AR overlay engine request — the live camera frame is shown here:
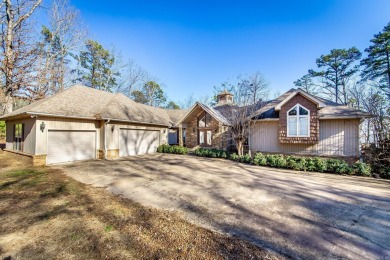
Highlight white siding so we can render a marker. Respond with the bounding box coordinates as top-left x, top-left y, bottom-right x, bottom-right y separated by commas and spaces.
6, 118, 36, 154
250, 119, 360, 157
